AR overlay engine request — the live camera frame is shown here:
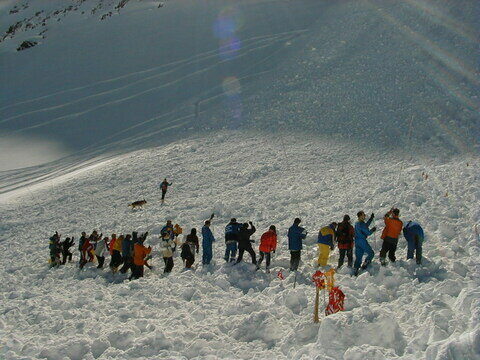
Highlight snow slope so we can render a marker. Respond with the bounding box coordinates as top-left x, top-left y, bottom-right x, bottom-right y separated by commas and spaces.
0, 0, 478, 175
1, 132, 479, 359
0, 0, 479, 359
